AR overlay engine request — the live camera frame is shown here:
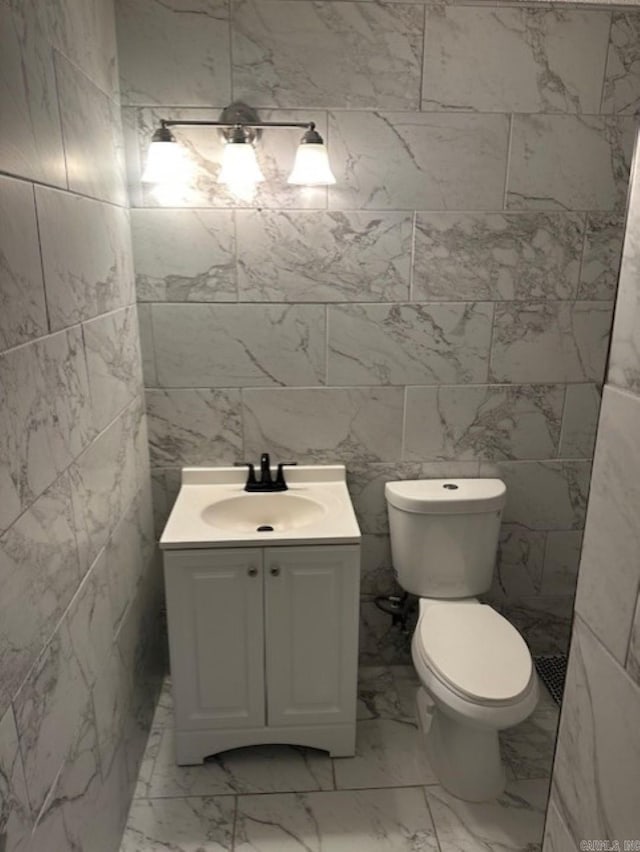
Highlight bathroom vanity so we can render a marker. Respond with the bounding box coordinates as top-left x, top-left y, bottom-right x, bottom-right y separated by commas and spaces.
160, 464, 361, 764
